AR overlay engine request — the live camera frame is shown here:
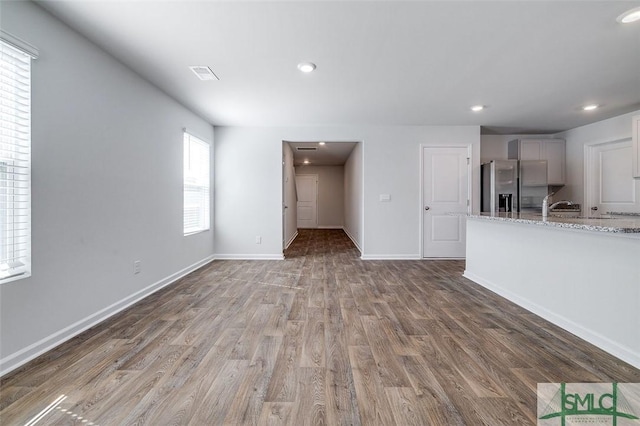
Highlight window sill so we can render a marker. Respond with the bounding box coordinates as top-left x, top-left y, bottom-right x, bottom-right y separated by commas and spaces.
1, 271, 31, 285
184, 228, 210, 237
